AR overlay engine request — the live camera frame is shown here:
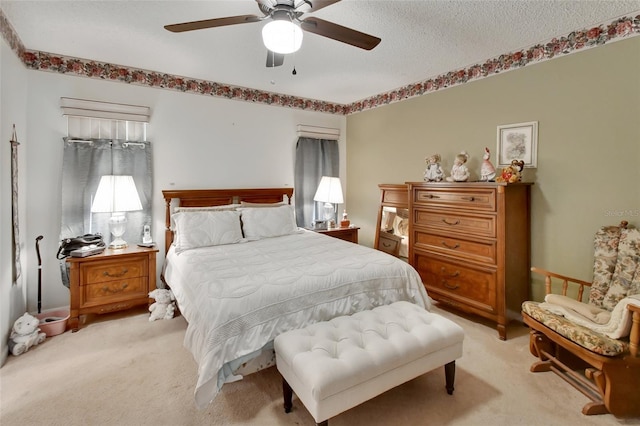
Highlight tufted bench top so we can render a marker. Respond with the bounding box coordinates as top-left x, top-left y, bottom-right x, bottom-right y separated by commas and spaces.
275, 301, 464, 402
